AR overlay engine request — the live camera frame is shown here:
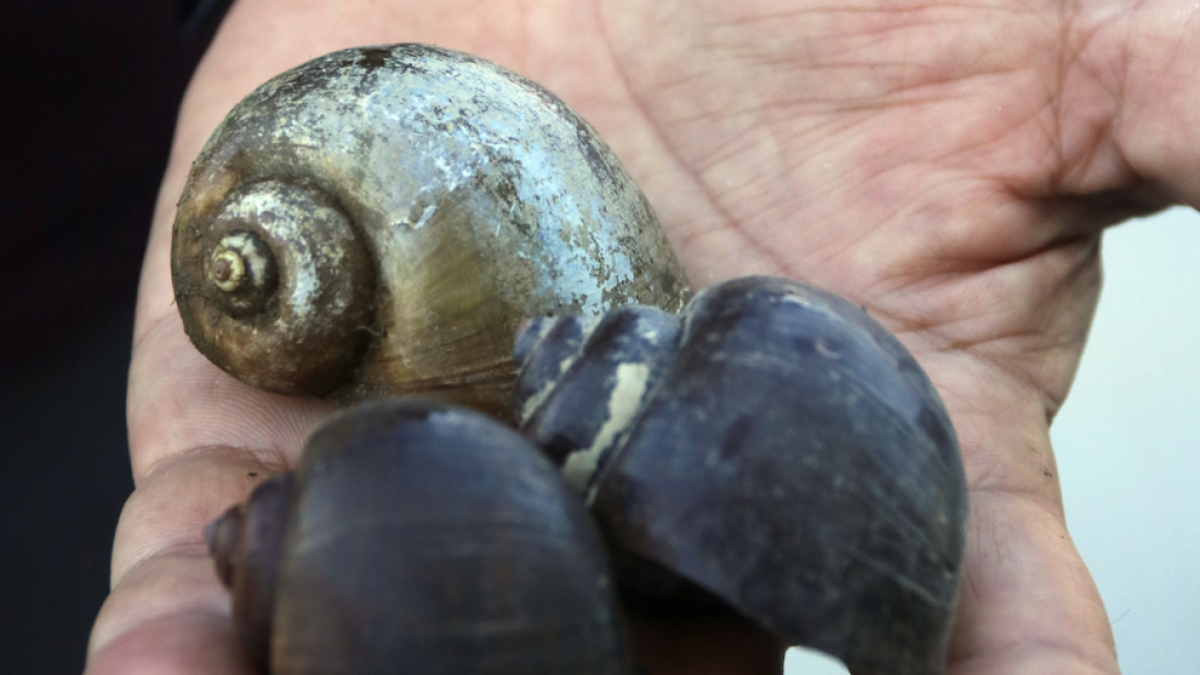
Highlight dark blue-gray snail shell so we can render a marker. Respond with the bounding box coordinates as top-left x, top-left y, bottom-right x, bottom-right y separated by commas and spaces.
514, 275, 970, 675
171, 44, 689, 420
207, 398, 636, 675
